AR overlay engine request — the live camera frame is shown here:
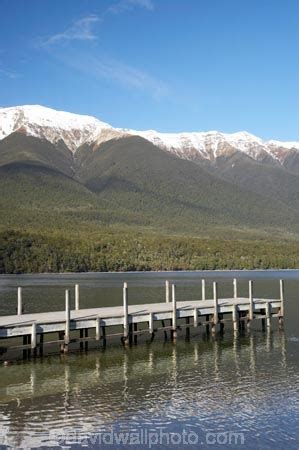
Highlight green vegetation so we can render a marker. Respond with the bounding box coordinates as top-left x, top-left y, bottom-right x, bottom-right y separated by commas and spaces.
1, 229, 299, 274
1, 132, 299, 273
